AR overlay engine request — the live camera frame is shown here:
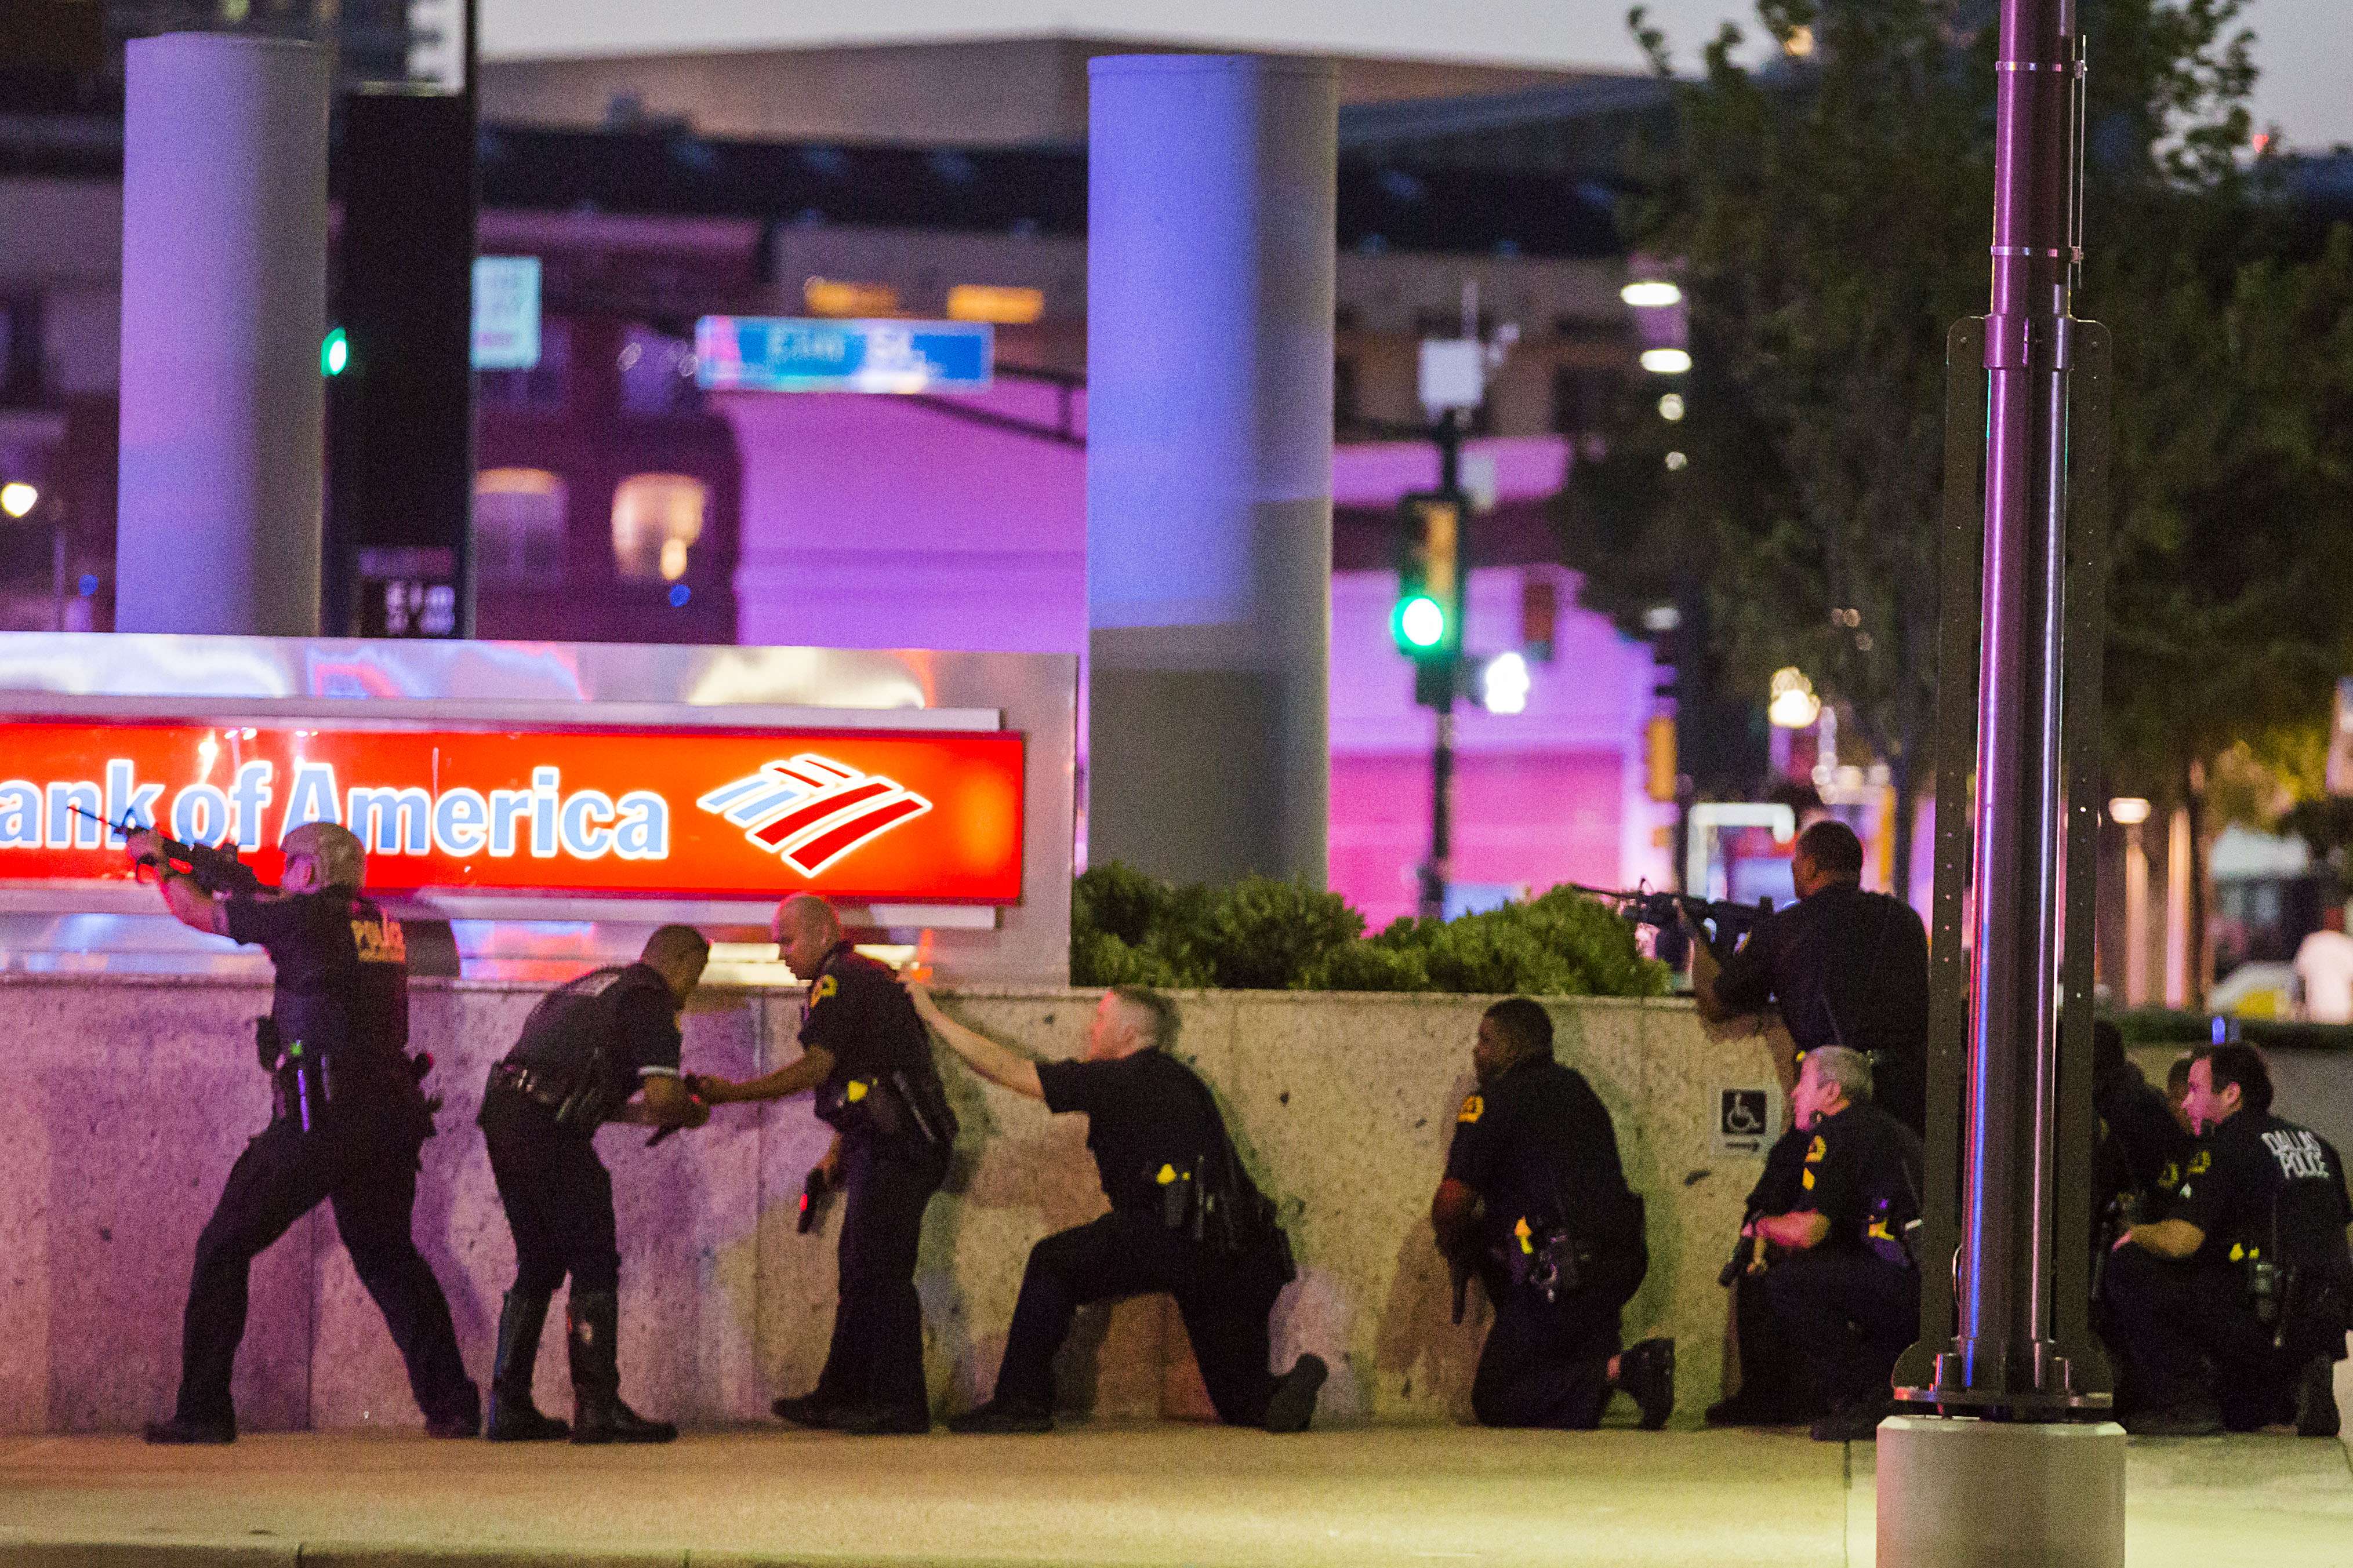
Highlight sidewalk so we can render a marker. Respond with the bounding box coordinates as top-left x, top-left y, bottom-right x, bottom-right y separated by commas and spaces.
0, 1423, 2347, 1566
